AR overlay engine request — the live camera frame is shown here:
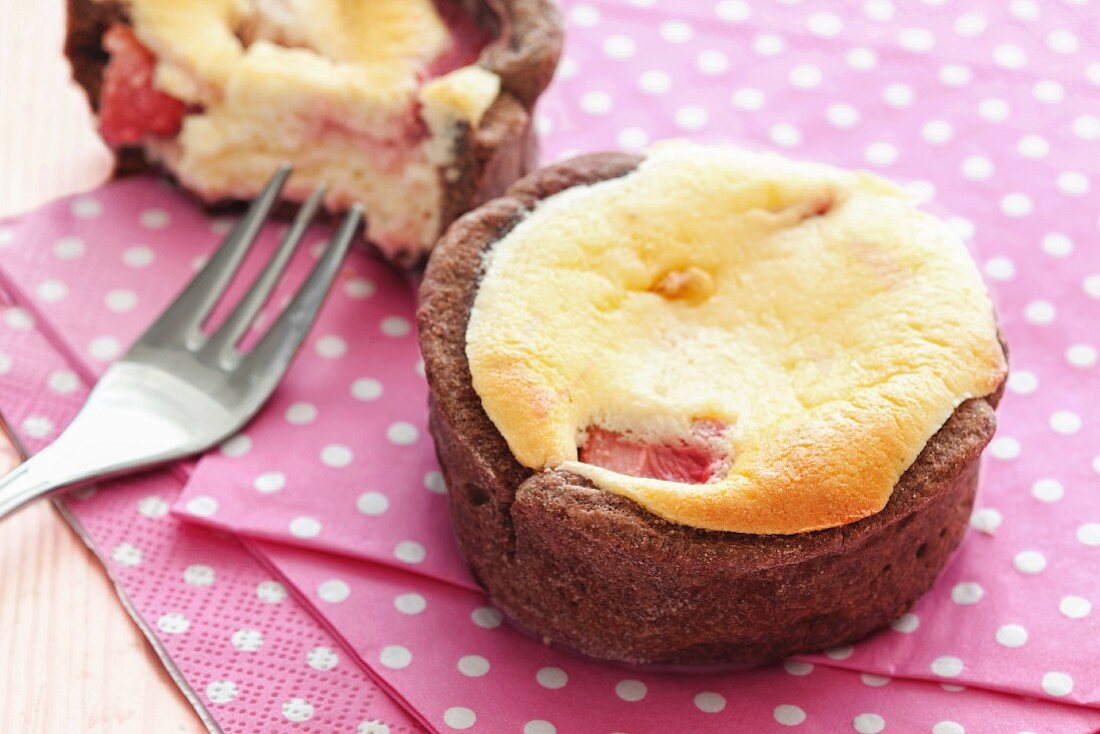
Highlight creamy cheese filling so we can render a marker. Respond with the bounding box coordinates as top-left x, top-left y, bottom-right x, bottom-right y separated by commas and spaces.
466, 142, 1007, 535
116, 0, 501, 256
